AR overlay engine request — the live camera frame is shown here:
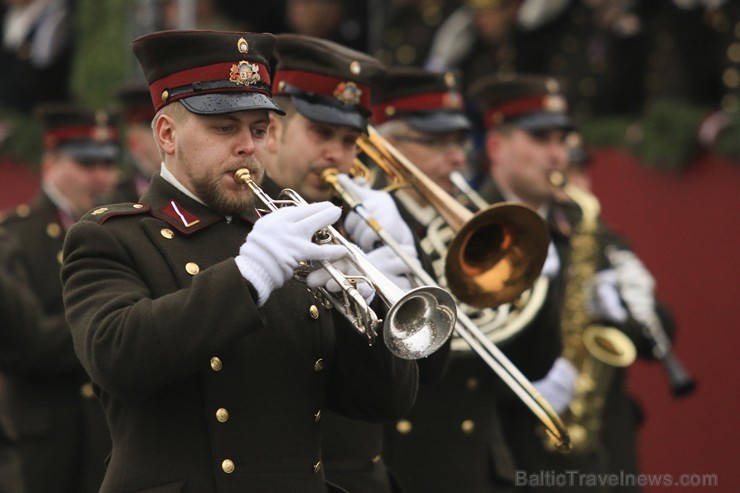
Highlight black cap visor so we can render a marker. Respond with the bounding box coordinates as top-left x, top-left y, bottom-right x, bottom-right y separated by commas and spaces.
180, 92, 285, 116
406, 110, 472, 134
511, 112, 574, 132
292, 96, 367, 132
59, 142, 120, 164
